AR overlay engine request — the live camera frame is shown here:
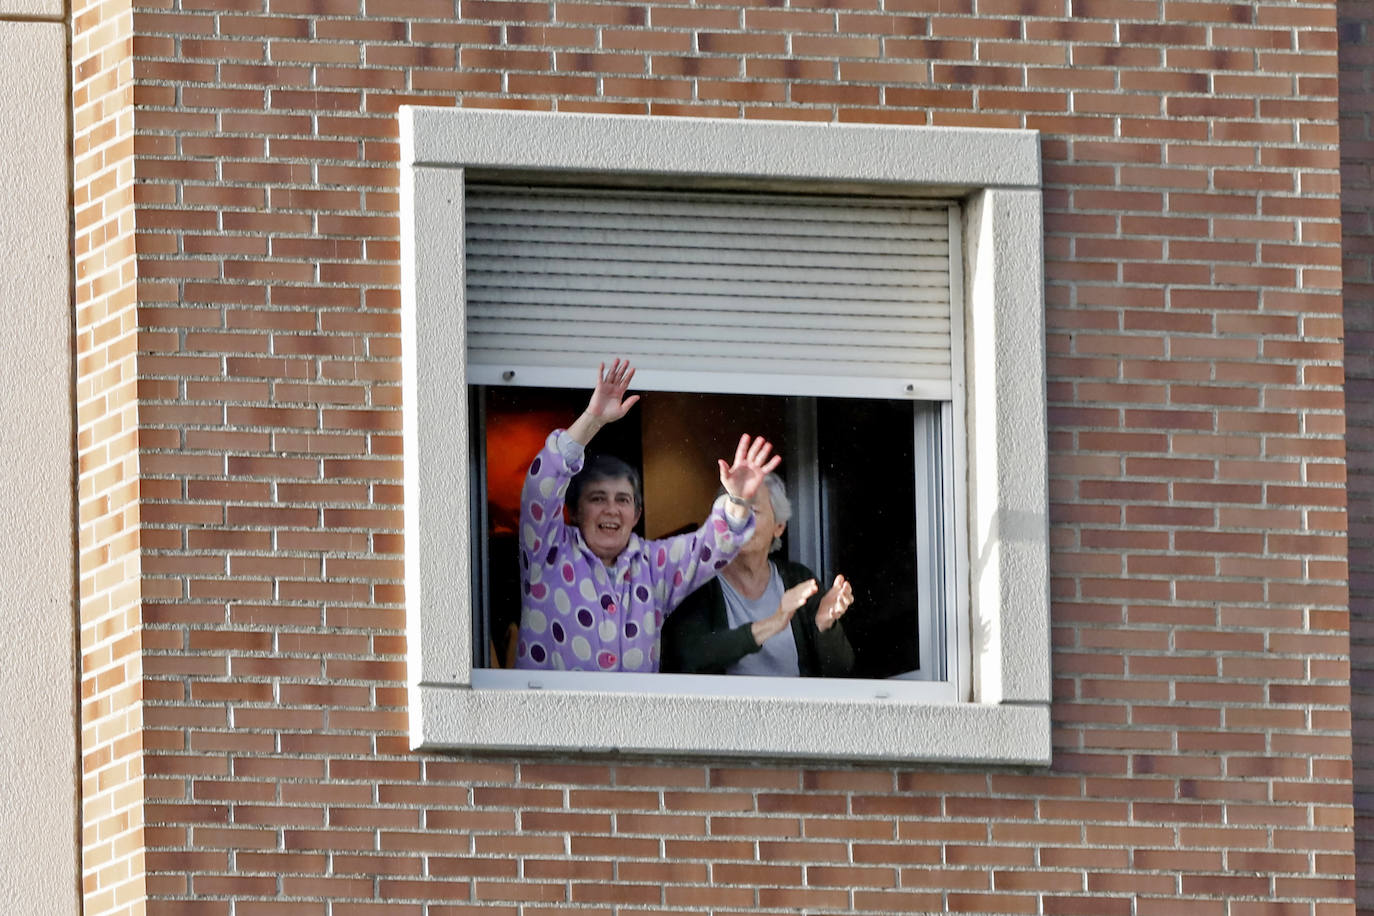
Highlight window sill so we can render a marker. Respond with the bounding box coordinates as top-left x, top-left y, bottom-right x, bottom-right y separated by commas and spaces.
473, 669, 961, 701
411, 680, 1050, 764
